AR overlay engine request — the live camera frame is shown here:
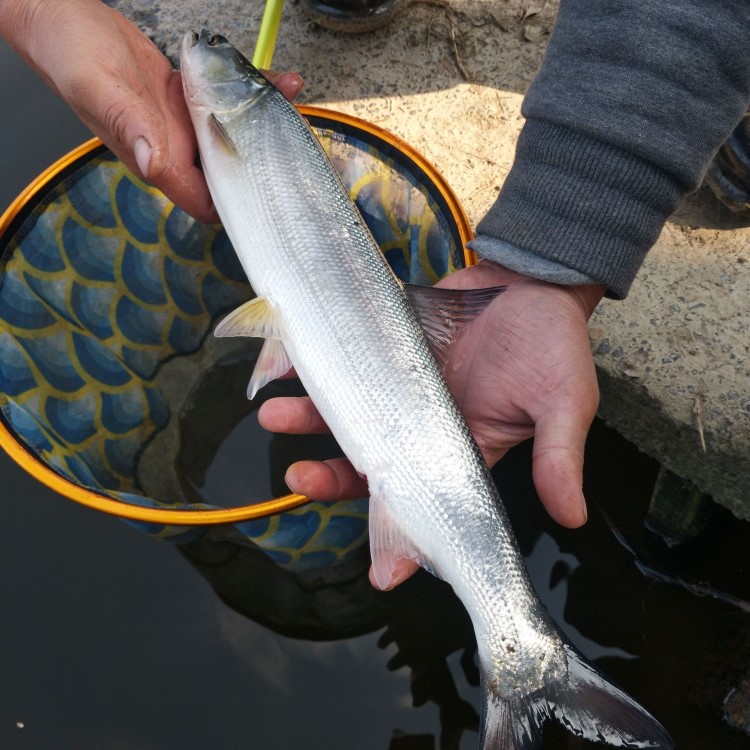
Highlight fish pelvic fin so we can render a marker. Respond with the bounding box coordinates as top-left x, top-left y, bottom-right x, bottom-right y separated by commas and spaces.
214, 297, 293, 399
481, 644, 673, 750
